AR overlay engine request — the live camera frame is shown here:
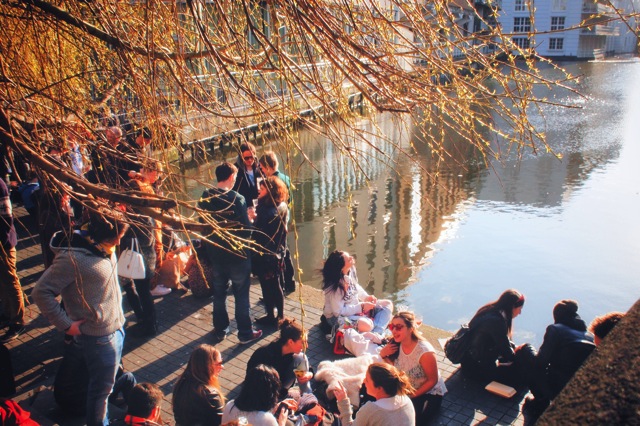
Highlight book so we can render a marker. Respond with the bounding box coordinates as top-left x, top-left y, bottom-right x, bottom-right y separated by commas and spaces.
485, 381, 517, 398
